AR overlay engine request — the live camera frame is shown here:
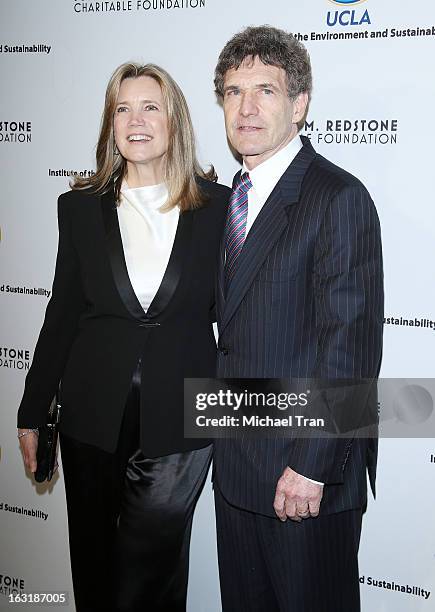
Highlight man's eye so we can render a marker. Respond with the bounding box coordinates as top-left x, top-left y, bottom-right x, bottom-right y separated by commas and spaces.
263, 89, 273, 95
226, 90, 240, 97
